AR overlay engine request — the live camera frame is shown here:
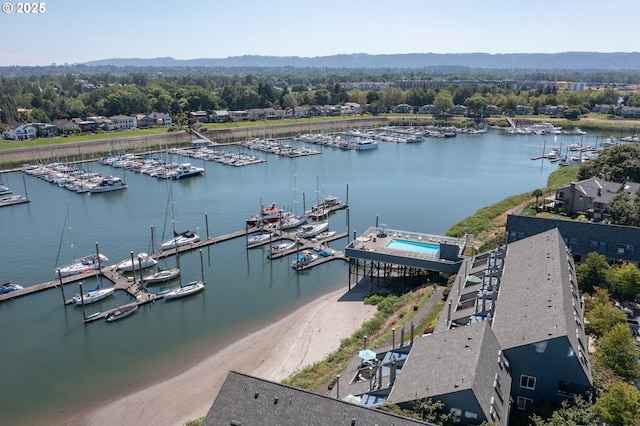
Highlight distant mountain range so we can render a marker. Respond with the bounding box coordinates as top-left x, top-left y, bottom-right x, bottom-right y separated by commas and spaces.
83, 52, 640, 70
